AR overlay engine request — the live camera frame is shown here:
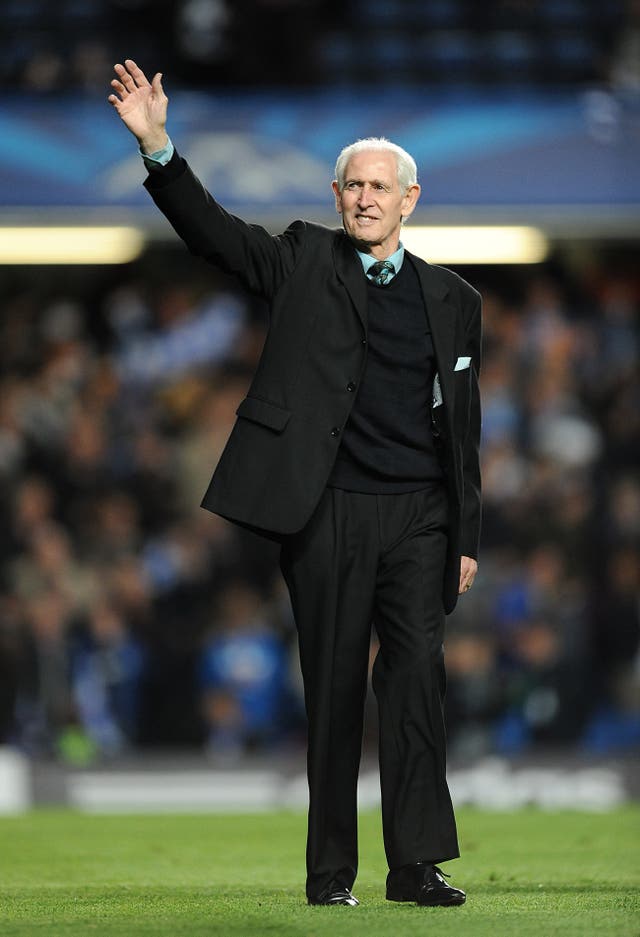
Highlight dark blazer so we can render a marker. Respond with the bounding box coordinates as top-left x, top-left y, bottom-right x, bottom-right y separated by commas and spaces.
145, 156, 482, 614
